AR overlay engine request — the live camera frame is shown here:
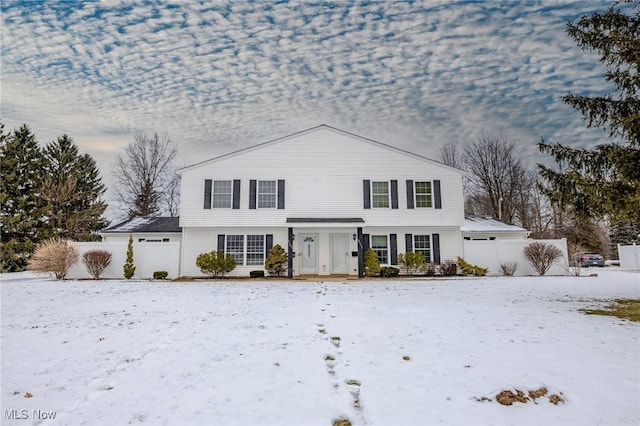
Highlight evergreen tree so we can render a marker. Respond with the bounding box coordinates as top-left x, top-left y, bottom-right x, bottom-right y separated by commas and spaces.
538, 1, 640, 223
264, 244, 287, 276
42, 134, 108, 241
0, 124, 47, 271
123, 234, 136, 279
